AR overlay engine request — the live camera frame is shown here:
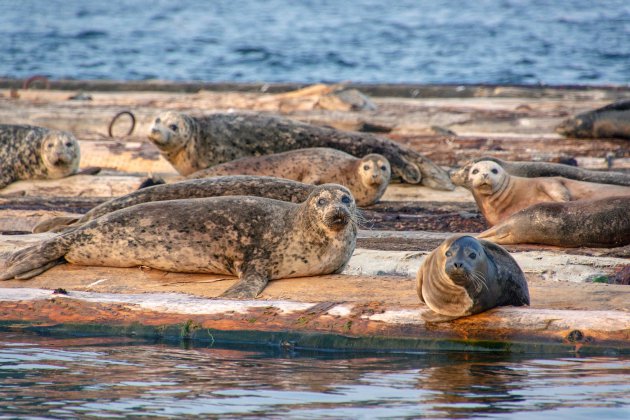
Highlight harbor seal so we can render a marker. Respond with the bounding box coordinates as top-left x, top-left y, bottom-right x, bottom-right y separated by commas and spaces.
2, 184, 358, 299
0, 124, 80, 189
478, 196, 630, 248
556, 100, 630, 139
186, 148, 391, 206
32, 176, 316, 233
450, 156, 630, 187
147, 111, 455, 190
417, 235, 530, 323
467, 160, 630, 226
